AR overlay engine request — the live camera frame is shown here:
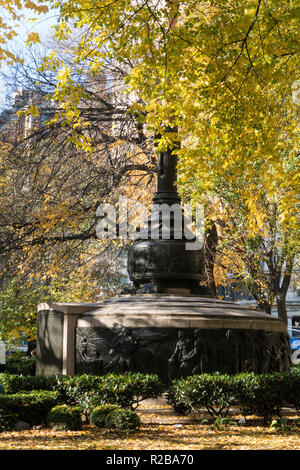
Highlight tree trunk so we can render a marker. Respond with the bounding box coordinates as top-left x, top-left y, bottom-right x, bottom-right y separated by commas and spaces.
275, 262, 293, 324
276, 293, 288, 324
204, 221, 218, 297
